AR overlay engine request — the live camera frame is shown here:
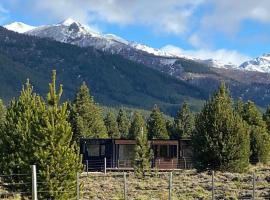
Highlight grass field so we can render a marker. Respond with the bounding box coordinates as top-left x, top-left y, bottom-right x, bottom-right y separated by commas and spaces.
80, 165, 270, 200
